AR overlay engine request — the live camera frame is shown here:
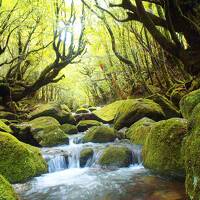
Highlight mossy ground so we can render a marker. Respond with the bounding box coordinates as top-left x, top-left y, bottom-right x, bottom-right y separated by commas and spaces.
99, 146, 132, 167
0, 175, 19, 200
0, 131, 47, 183
143, 118, 188, 177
